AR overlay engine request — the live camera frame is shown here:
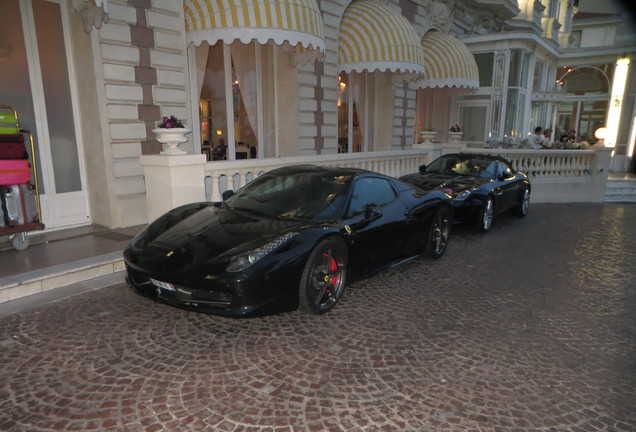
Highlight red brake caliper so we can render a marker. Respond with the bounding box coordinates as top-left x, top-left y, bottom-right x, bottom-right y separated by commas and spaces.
321, 253, 339, 290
